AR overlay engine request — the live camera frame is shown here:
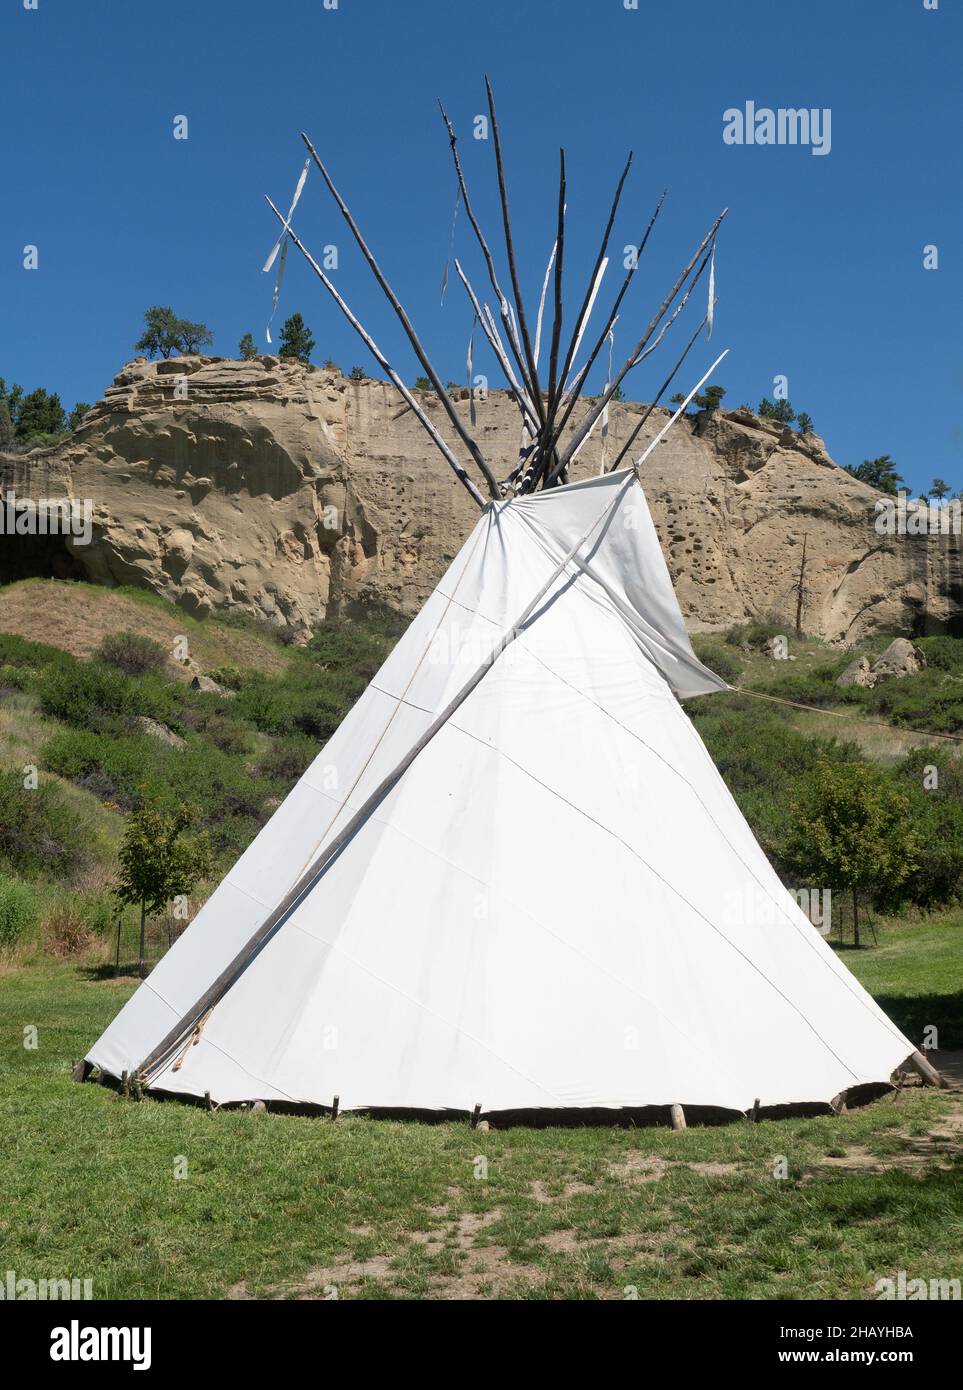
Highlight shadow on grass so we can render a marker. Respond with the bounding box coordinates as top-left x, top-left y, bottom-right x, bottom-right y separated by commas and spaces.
874, 992, 963, 1050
